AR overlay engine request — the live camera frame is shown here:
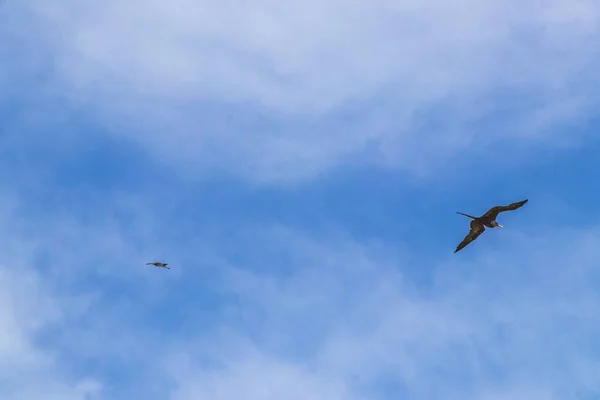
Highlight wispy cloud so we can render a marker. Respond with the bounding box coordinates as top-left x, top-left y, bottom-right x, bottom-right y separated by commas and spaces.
2, 183, 600, 399
1, 0, 598, 182
2, 1, 600, 399
163, 226, 600, 399
0, 262, 102, 399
